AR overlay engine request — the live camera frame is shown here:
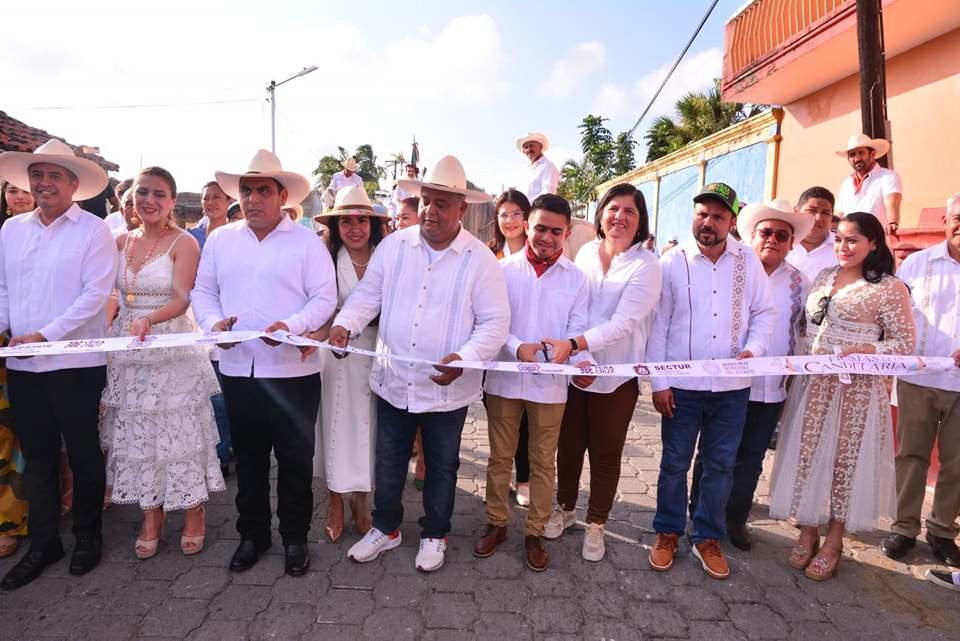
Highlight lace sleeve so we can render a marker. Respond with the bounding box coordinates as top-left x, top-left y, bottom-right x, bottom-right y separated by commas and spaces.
872, 276, 916, 355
